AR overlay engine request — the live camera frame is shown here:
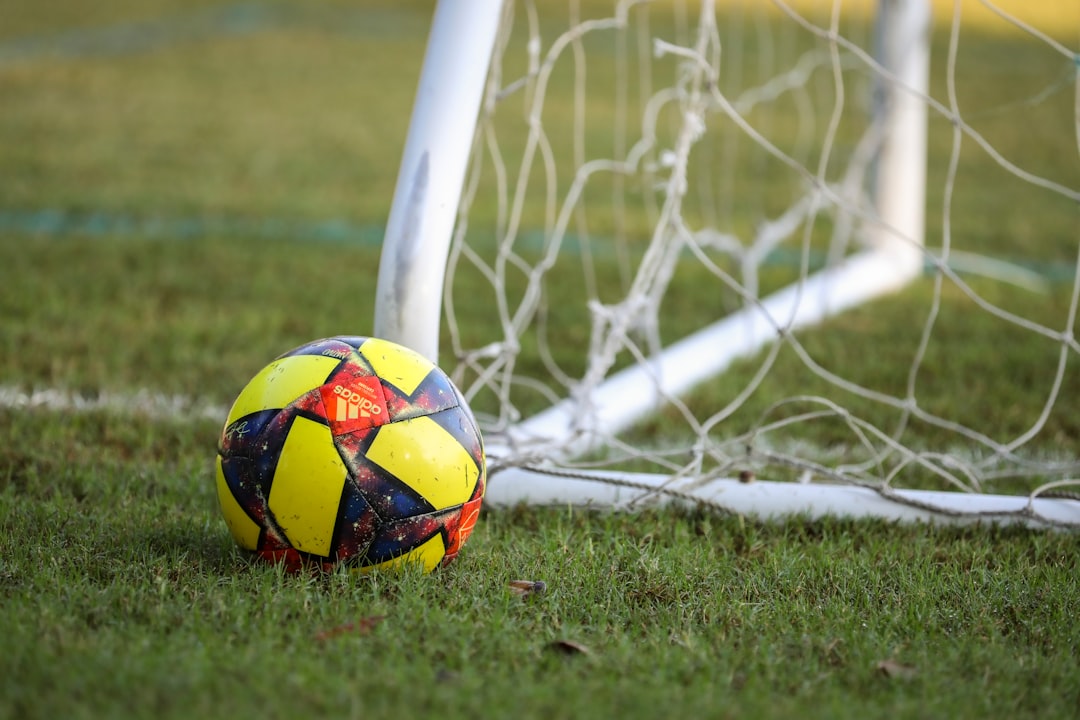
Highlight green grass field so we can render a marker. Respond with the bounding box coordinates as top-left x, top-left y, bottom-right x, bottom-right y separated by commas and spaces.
2, 1, 1079, 718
